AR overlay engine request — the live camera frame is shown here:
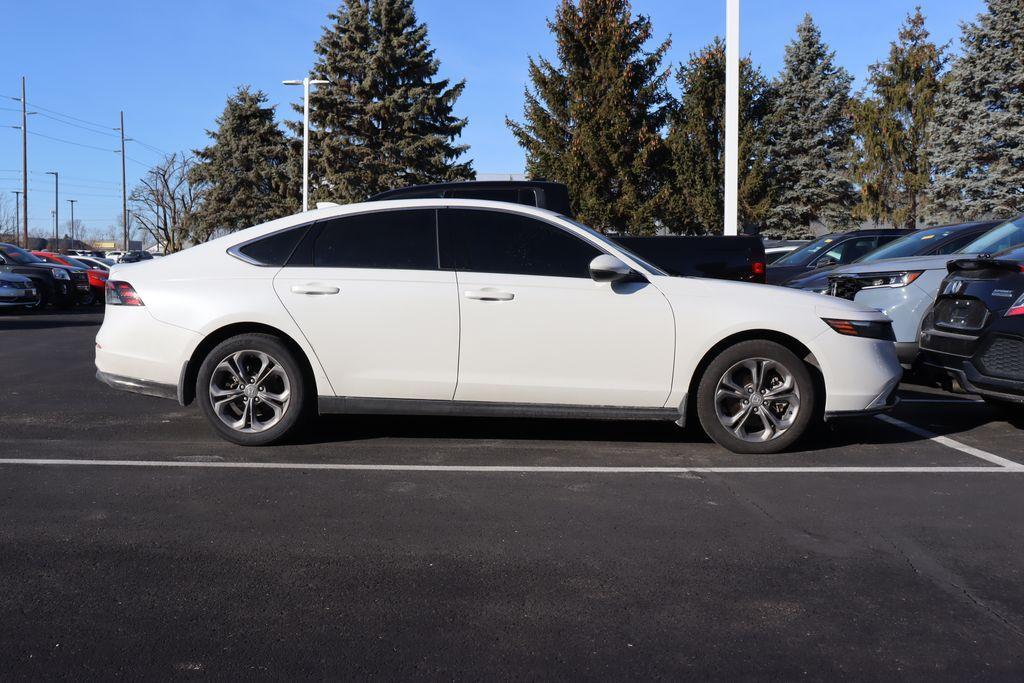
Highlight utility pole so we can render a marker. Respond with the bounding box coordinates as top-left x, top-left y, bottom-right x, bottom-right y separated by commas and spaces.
119, 110, 128, 250
723, 0, 739, 236
12, 191, 20, 243
283, 77, 329, 211
20, 77, 28, 248
45, 171, 58, 250
67, 199, 78, 249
